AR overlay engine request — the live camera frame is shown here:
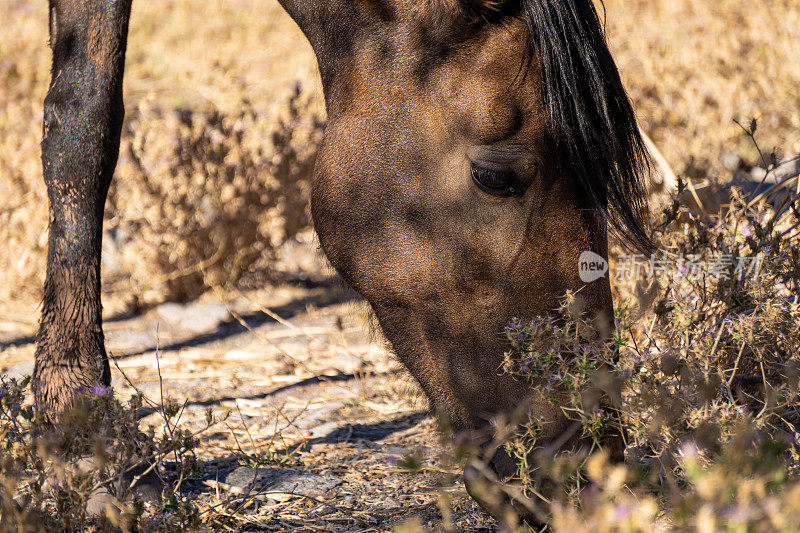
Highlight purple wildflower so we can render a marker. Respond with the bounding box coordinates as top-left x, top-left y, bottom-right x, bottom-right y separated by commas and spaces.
91, 383, 109, 397
615, 503, 633, 521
